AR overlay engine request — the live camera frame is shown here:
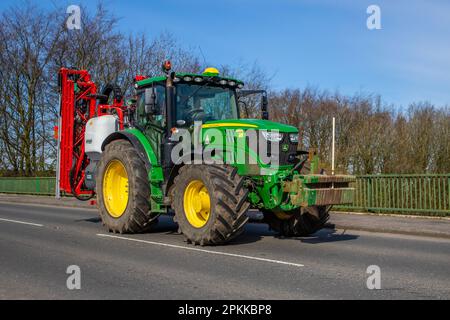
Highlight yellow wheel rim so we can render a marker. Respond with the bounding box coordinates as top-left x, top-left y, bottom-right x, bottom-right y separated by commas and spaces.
183, 180, 211, 228
102, 159, 129, 218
